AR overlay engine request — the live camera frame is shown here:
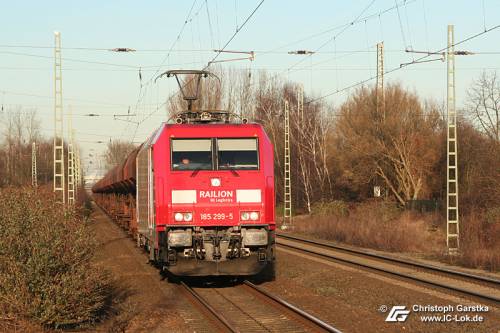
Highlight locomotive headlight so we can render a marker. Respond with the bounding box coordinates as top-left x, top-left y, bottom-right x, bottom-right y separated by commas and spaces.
242, 228, 268, 246
168, 229, 192, 247
174, 213, 184, 222
250, 212, 259, 221
183, 212, 193, 222
241, 212, 250, 221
